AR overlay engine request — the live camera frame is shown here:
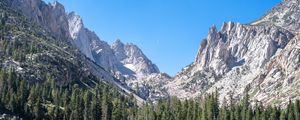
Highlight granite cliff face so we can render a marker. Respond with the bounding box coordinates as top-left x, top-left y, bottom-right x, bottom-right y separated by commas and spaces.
112, 40, 160, 76
111, 40, 171, 100
166, 0, 300, 105
11, 0, 162, 73
67, 12, 95, 61
10, 0, 70, 40
9, 0, 166, 100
